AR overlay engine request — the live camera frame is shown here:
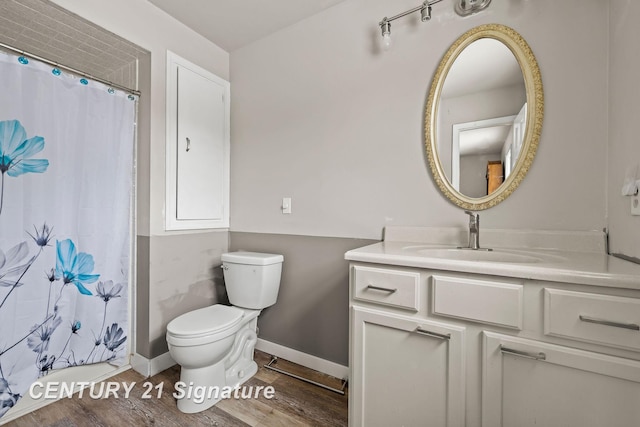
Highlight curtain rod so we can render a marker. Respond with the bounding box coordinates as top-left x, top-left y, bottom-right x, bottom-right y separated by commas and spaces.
0, 41, 141, 97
